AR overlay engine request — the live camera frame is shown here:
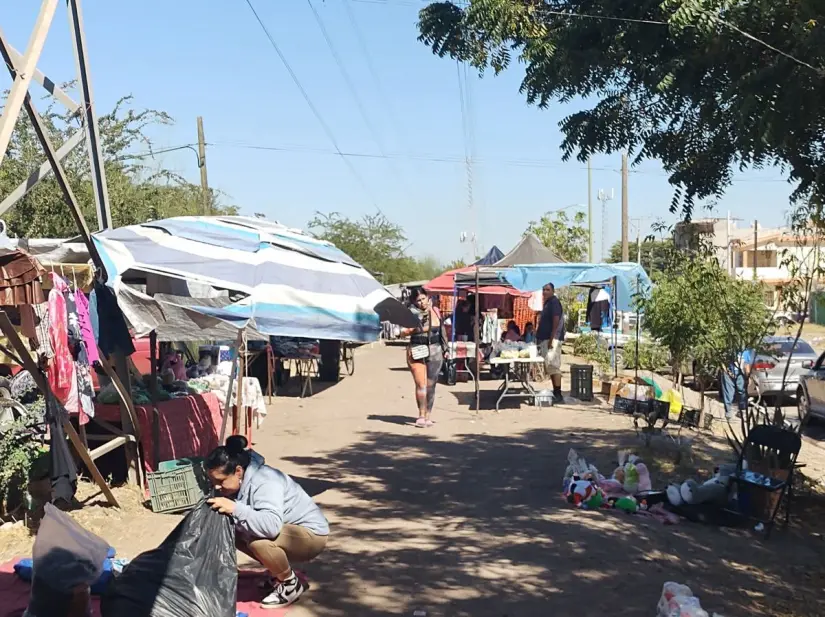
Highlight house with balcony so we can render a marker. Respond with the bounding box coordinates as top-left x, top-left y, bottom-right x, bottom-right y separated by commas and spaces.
674, 219, 824, 309
731, 226, 824, 308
